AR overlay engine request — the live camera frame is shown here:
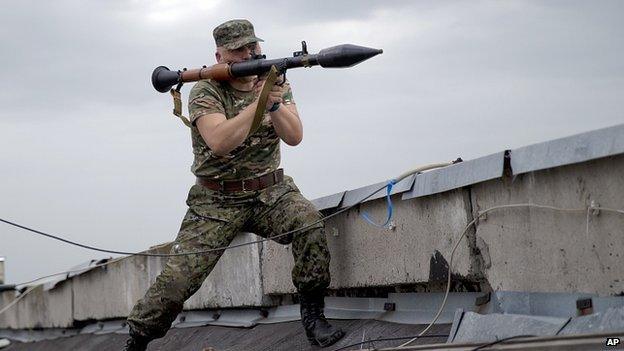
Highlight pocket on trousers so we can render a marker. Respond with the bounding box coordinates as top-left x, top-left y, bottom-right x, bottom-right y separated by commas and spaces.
189, 203, 240, 224
185, 185, 240, 223
257, 175, 299, 206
